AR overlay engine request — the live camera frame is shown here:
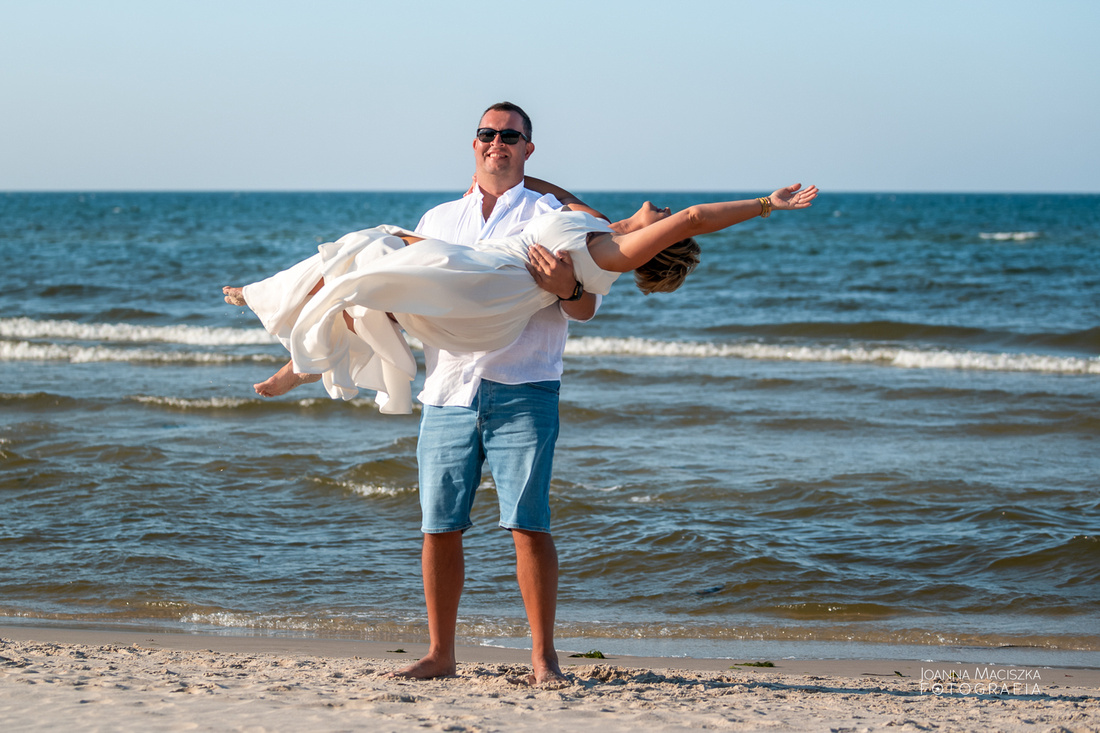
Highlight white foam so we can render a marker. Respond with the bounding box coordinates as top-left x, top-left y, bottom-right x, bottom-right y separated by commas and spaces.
6, 318, 1094, 376
565, 337, 1100, 375
0, 317, 276, 345
343, 482, 416, 499
0, 340, 280, 364
182, 611, 258, 629
1, 317, 427, 354
131, 395, 254, 409
979, 231, 1040, 241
